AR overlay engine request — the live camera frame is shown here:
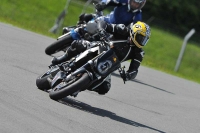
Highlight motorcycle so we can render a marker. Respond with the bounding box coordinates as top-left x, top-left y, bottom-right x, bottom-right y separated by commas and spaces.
45, 10, 103, 55
48, 27, 131, 100
36, 20, 110, 91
